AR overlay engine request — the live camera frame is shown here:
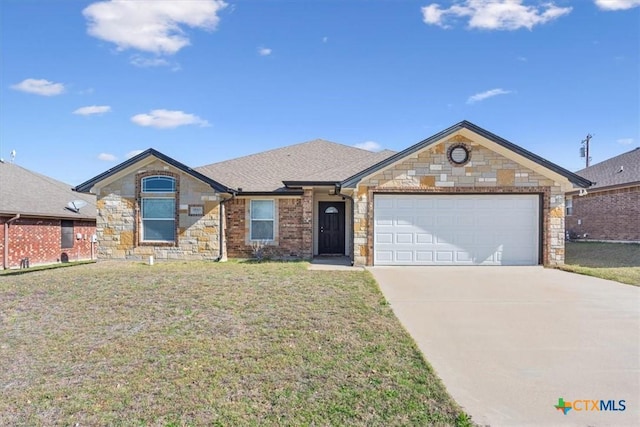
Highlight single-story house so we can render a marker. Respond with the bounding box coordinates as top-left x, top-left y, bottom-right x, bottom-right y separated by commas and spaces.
565, 147, 639, 242
75, 121, 591, 266
1, 160, 97, 269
